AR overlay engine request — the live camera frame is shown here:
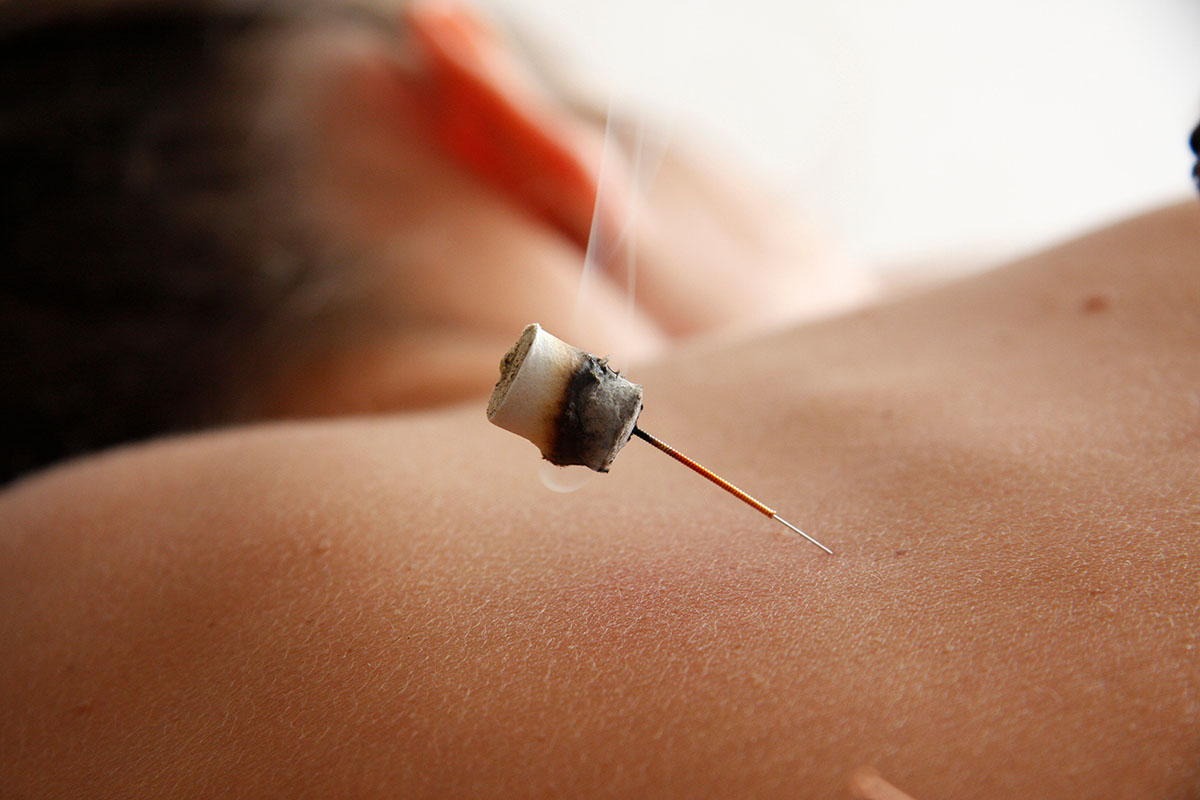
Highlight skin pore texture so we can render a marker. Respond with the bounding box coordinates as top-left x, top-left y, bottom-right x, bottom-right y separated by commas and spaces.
1, 202, 1198, 798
